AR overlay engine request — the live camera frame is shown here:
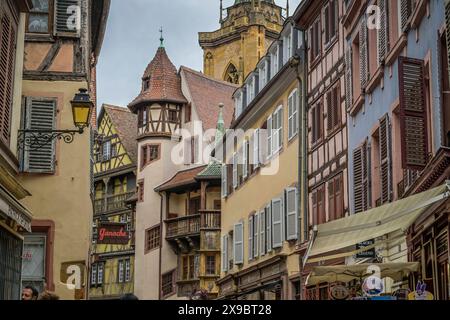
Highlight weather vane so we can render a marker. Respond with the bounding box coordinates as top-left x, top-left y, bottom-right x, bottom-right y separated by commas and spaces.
159, 27, 164, 47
